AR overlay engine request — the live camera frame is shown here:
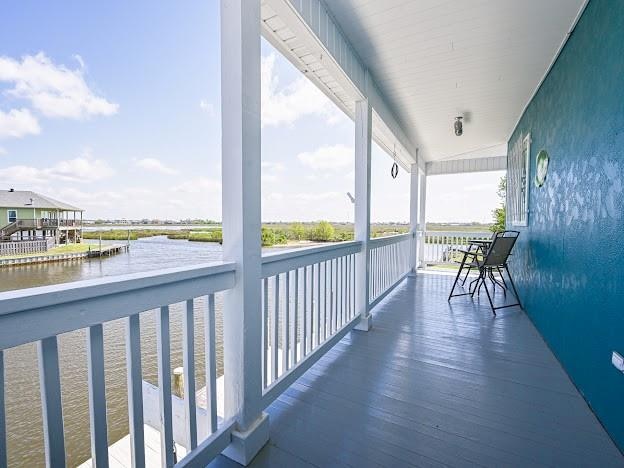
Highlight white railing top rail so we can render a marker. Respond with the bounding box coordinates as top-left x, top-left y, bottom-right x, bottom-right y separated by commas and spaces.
424, 230, 491, 237
0, 261, 235, 350
369, 232, 413, 248
261, 241, 361, 278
